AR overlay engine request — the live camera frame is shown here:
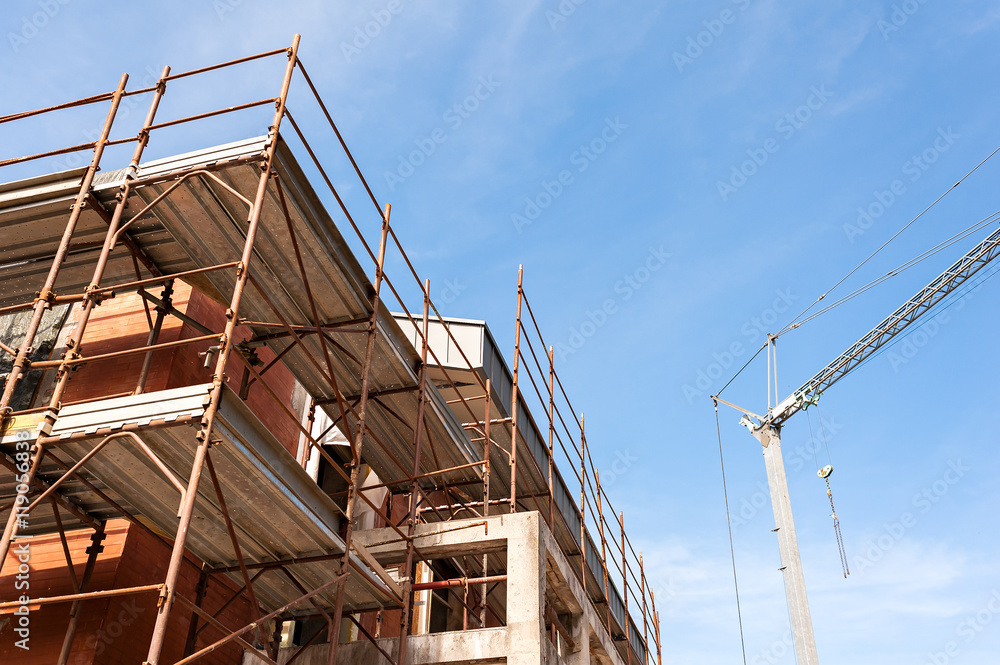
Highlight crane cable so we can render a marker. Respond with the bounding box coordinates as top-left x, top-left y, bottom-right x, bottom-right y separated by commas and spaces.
714, 399, 748, 665
716, 341, 767, 399
716, 209, 1000, 399
777, 143, 1000, 336
813, 402, 850, 580
825, 474, 850, 579
806, 407, 849, 578
778, 209, 1000, 335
